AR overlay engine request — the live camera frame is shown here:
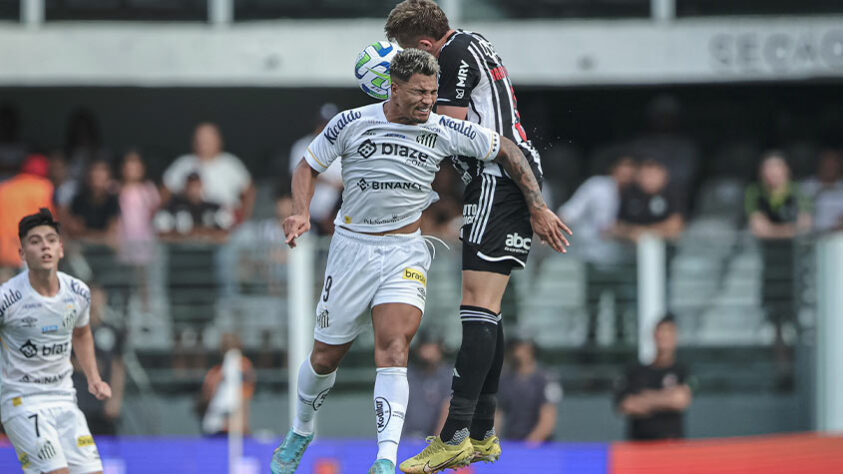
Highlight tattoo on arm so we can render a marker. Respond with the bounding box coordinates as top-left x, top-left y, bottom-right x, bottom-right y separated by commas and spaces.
494, 138, 545, 211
